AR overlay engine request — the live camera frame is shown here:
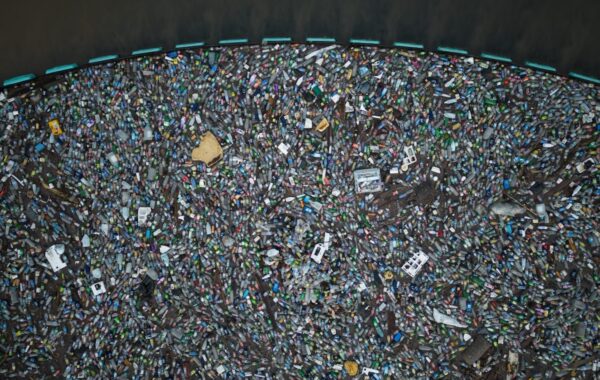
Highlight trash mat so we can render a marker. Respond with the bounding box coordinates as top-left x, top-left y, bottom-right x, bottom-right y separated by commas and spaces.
0, 44, 598, 379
